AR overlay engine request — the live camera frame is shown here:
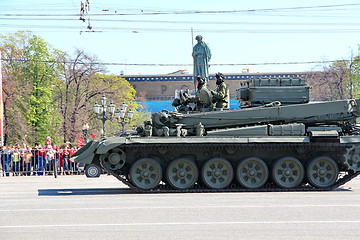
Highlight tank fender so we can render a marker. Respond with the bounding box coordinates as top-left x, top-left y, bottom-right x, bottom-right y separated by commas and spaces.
95, 137, 126, 155
71, 141, 100, 164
